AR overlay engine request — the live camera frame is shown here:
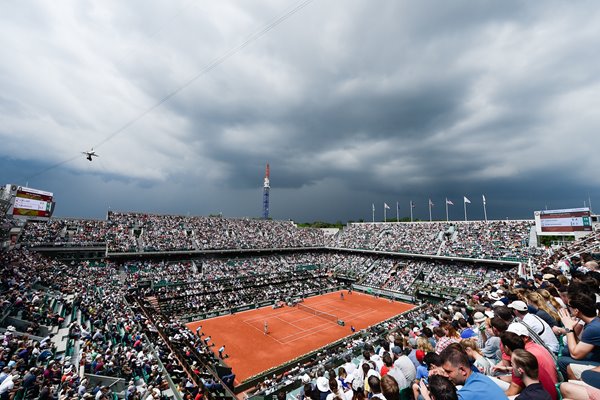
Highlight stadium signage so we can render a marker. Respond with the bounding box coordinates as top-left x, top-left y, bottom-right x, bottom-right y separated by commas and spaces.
9, 186, 55, 220
534, 207, 592, 235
